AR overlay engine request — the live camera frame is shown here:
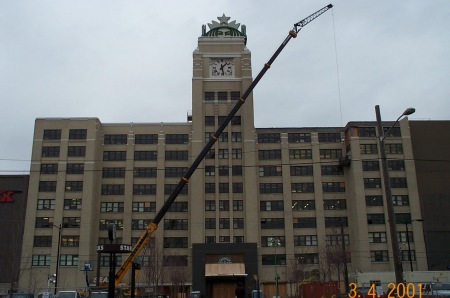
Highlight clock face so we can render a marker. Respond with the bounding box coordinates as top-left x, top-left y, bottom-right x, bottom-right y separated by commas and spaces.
211, 58, 234, 77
